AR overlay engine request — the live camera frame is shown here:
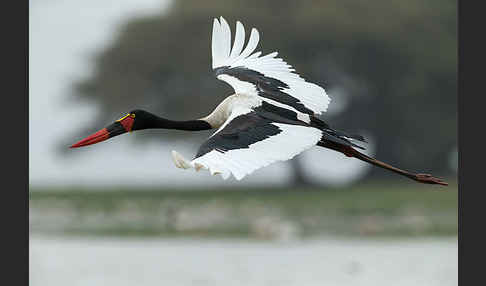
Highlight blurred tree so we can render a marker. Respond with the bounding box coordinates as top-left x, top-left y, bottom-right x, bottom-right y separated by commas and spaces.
65, 0, 456, 185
